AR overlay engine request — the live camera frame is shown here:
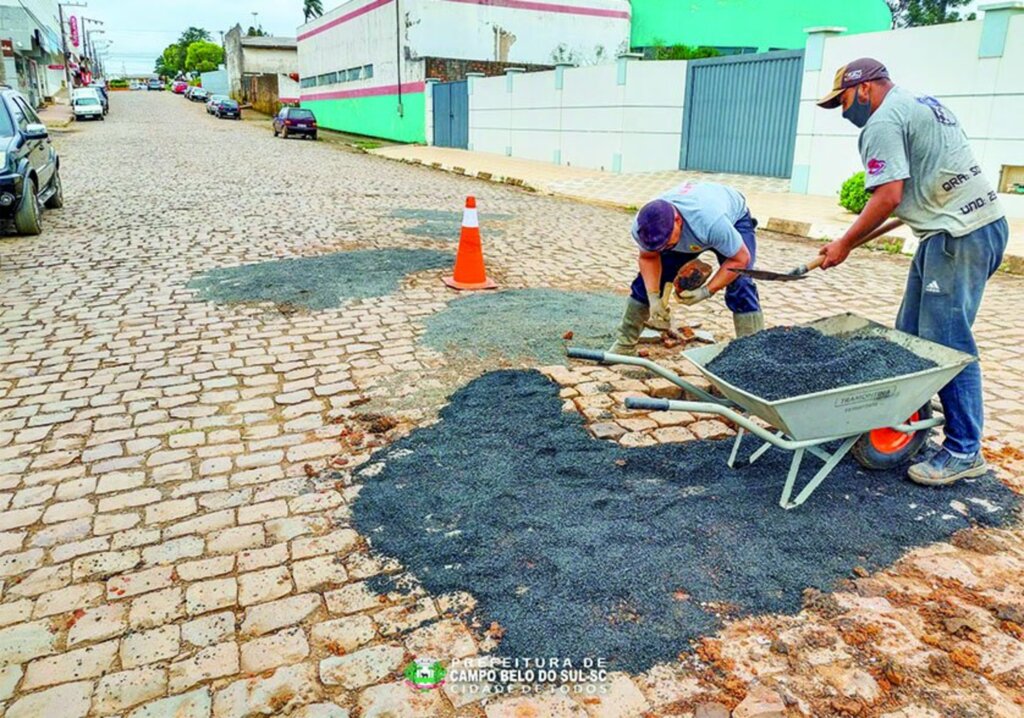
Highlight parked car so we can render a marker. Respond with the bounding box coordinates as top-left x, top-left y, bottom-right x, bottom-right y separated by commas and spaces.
273, 107, 318, 140
172, 81, 188, 94
189, 88, 210, 103
0, 87, 62, 235
148, 79, 164, 91
205, 95, 227, 114
213, 98, 240, 120
88, 83, 109, 114
71, 88, 105, 121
